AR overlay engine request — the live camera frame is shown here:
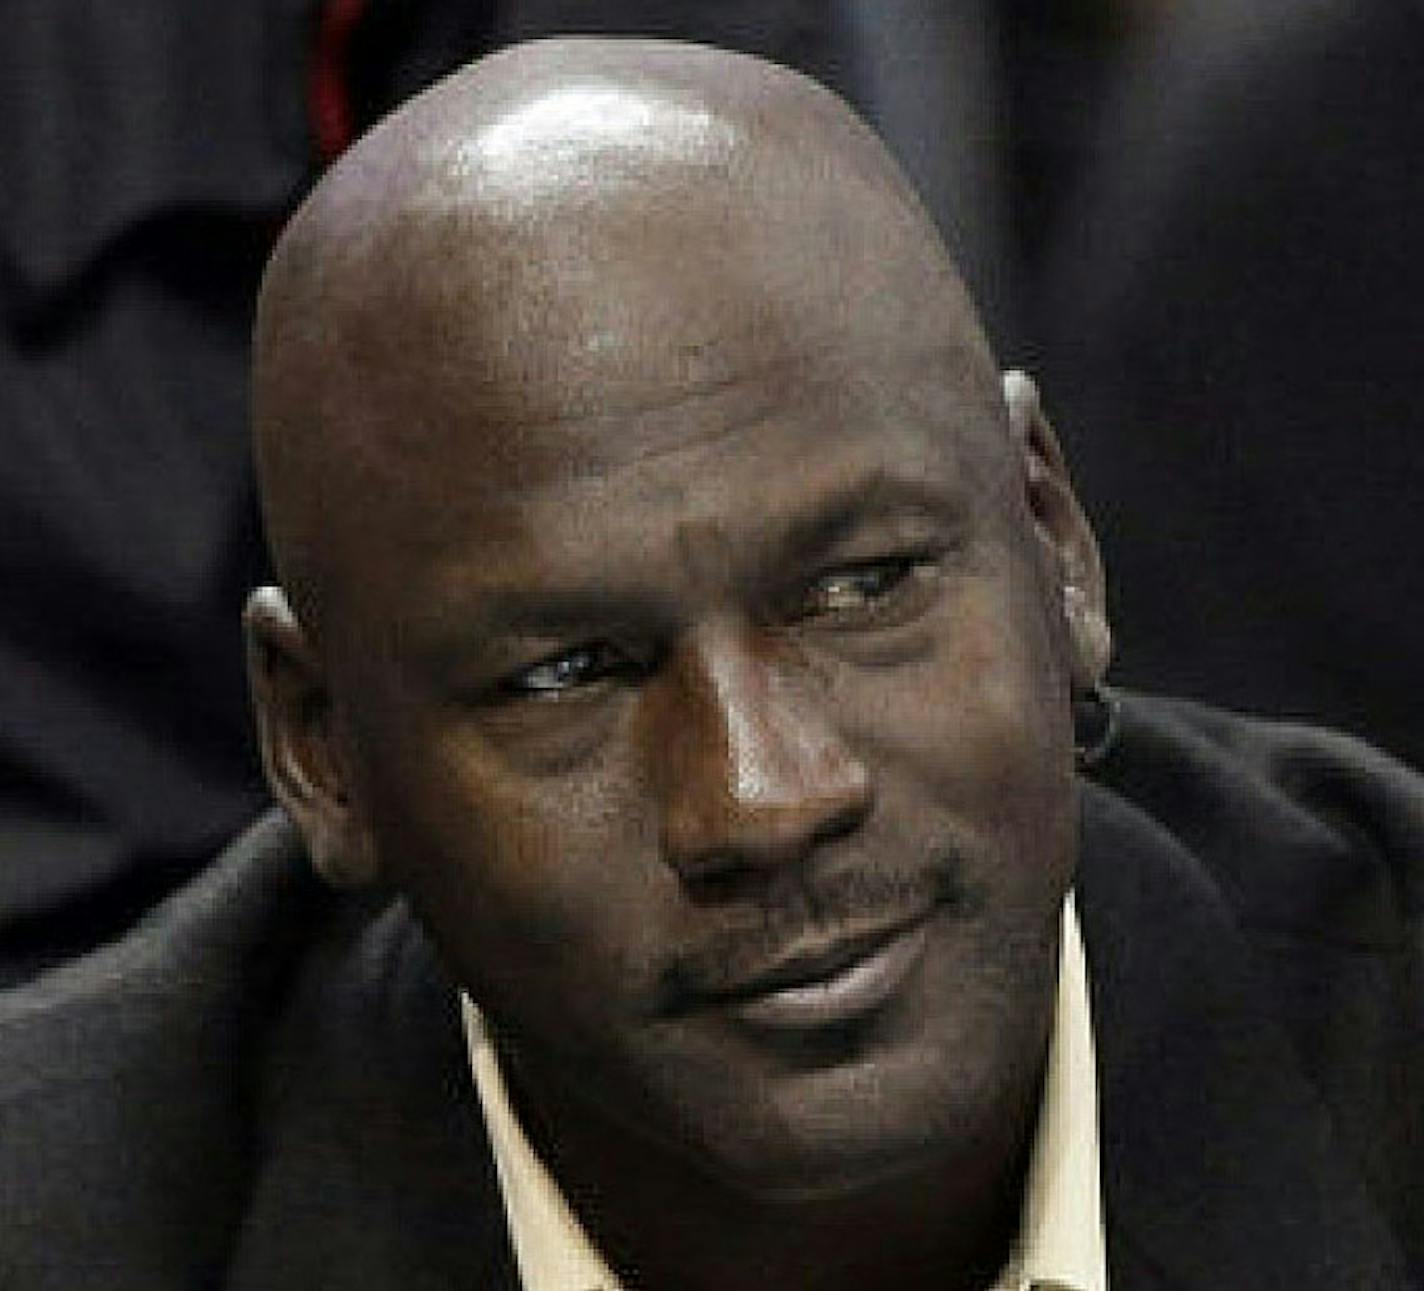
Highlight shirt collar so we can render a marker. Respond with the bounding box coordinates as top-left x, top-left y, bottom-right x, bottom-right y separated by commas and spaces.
463, 894, 1106, 1291
995, 892, 1107, 1291
463, 996, 621, 1291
